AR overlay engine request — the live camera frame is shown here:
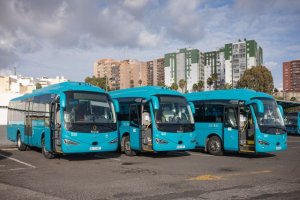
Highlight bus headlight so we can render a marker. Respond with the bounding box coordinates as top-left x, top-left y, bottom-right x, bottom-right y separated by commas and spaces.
63, 139, 79, 145
155, 138, 168, 144
258, 140, 269, 146
109, 138, 118, 144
